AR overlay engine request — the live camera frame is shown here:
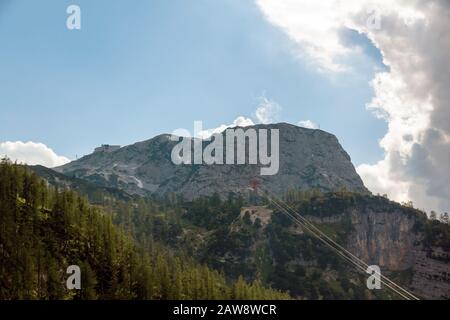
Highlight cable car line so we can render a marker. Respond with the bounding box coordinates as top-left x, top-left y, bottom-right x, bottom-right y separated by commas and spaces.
249, 184, 419, 300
